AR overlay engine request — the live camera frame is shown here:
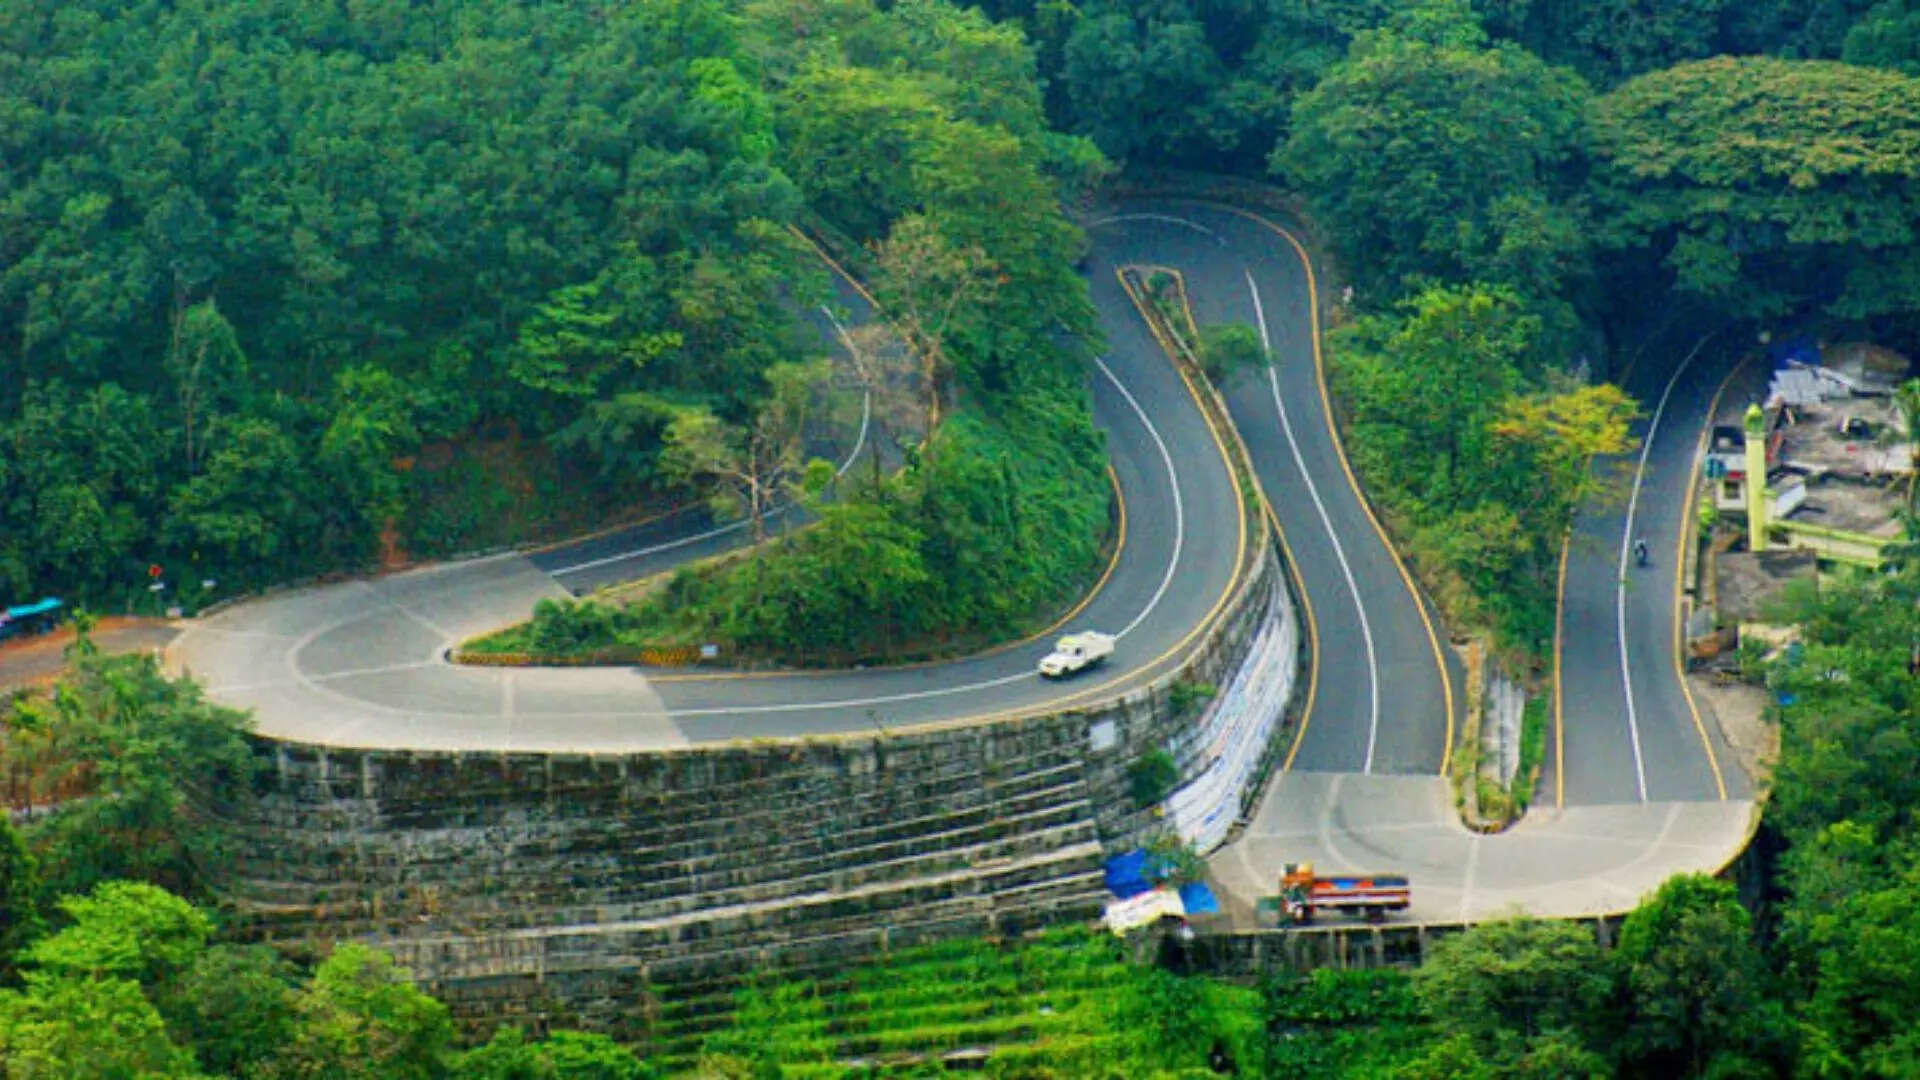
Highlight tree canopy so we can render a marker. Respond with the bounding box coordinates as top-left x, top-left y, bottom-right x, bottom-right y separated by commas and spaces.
1275, 9, 1591, 321
1588, 55, 1920, 321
